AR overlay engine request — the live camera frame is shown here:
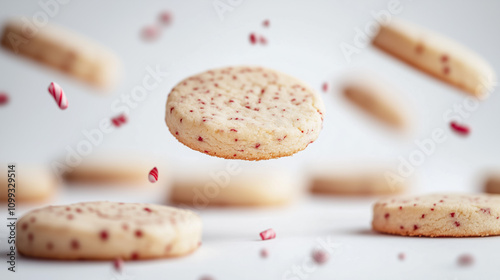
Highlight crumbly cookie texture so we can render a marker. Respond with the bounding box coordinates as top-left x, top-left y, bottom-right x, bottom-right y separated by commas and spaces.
170, 172, 298, 207
0, 165, 56, 202
372, 193, 500, 237
165, 66, 325, 160
17, 202, 202, 260
372, 19, 495, 98
1, 19, 120, 90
